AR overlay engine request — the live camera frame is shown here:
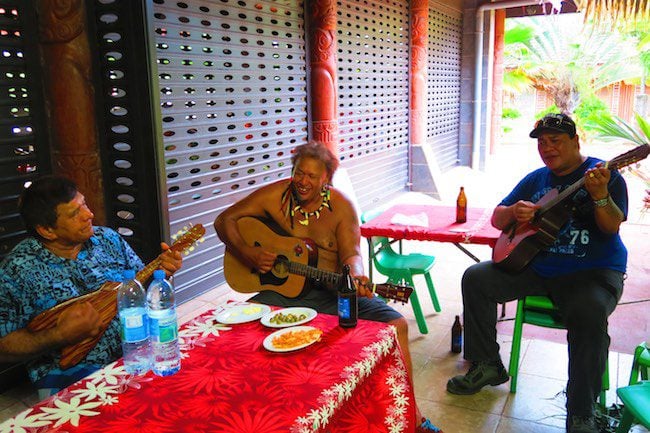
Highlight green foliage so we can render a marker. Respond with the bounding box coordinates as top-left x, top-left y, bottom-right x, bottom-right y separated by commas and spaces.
584, 112, 648, 144
535, 105, 559, 120
501, 107, 521, 120
574, 94, 611, 133
503, 16, 643, 113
